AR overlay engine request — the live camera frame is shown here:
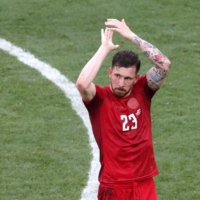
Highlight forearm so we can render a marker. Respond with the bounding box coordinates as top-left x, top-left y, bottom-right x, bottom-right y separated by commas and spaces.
76, 45, 110, 89
130, 33, 171, 70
